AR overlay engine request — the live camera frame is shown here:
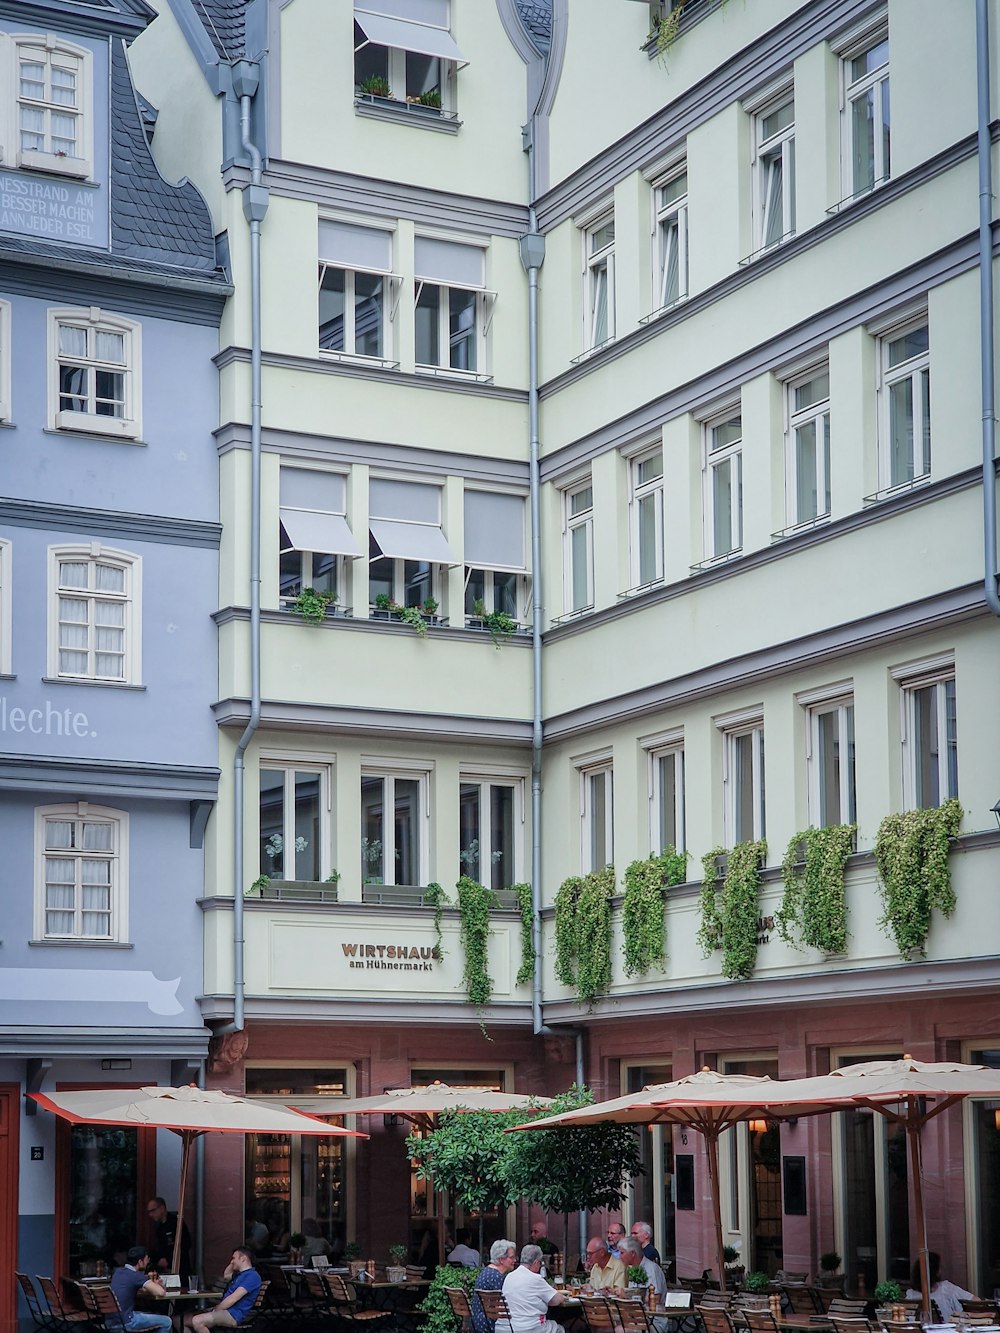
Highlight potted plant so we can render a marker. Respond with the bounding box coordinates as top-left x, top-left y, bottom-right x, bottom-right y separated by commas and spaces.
344, 1240, 366, 1277
741, 1272, 771, 1308
289, 1231, 306, 1265
818, 1251, 843, 1290
626, 1265, 648, 1290
358, 73, 392, 101
472, 597, 517, 649
874, 1279, 902, 1315
245, 874, 269, 898
387, 1245, 408, 1282
290, 587, 336, 623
